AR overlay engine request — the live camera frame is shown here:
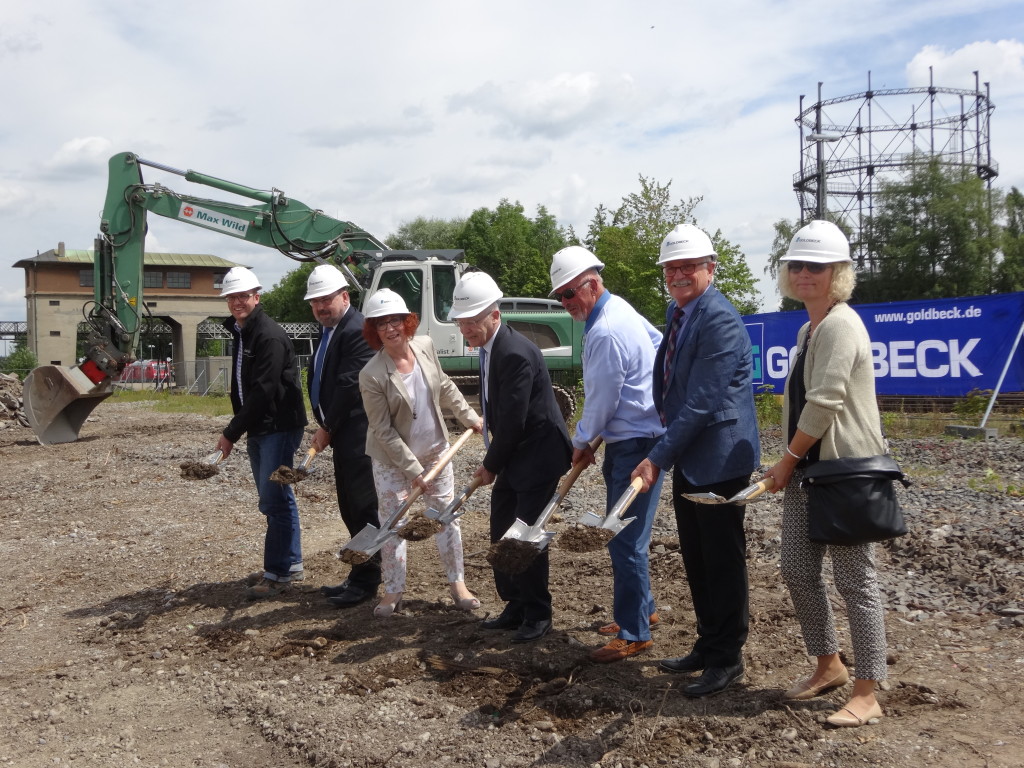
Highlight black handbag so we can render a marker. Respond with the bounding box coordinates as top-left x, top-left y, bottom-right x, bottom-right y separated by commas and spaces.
800, 455, 911, 546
